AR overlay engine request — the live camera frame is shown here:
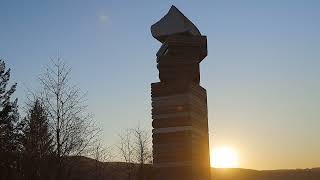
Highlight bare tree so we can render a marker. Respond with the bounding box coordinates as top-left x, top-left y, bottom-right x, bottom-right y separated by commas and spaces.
133, 127, 152, 180
117, 127, 152, 180
117, 129, 136, 180
92, 141, 113, 180
39, 58, 99, 179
